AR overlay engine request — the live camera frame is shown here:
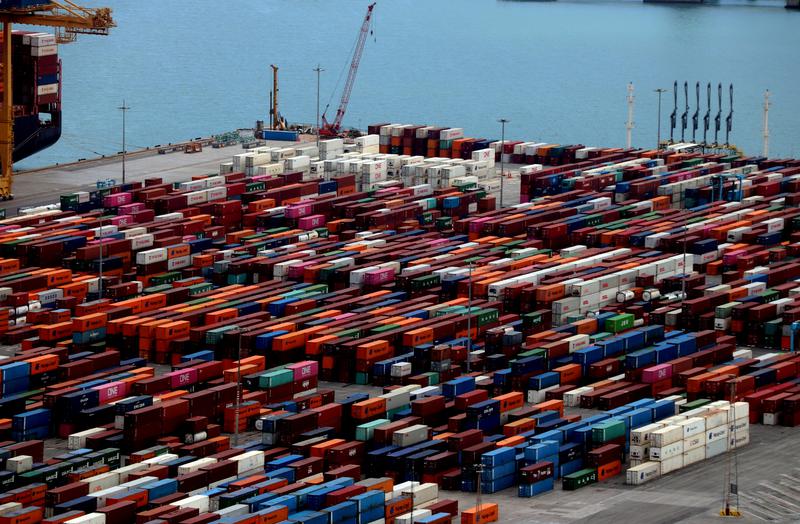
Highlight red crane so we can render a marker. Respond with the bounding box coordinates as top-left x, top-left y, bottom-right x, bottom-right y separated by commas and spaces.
320, 2, 376, 137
